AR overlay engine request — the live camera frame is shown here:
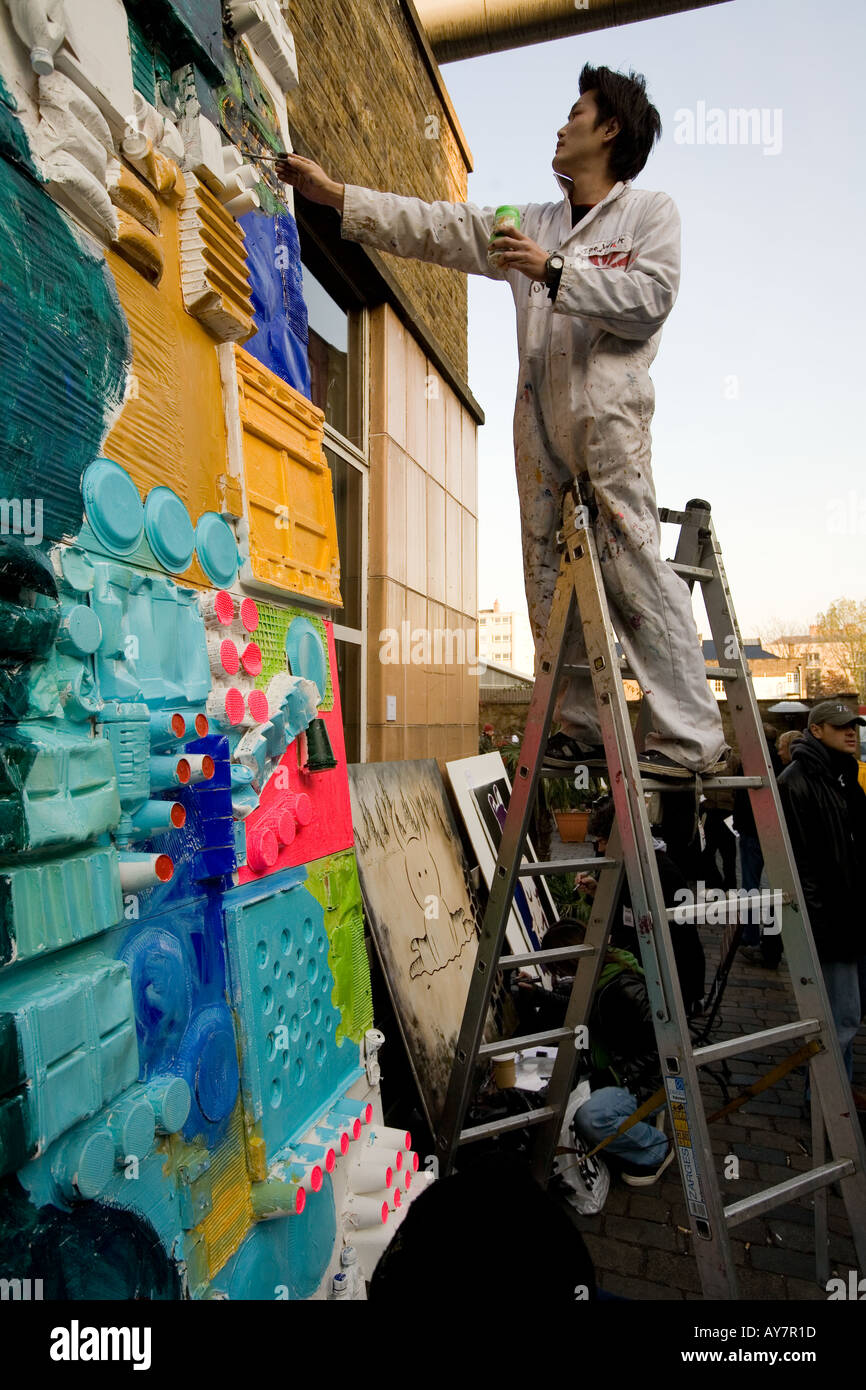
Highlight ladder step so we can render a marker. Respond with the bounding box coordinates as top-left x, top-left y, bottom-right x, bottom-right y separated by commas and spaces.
725, 1159, 855, 1227
668, 561, 714, 582
706, 666, 739, 680
477, 1027, 574, 1058
458, 1106, 559, 1146
498, 944, 595, 970
693, 1018, 820, 1067
666, 891, 793, 923
640, 775, 766, 792
517, 856, 615, 876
